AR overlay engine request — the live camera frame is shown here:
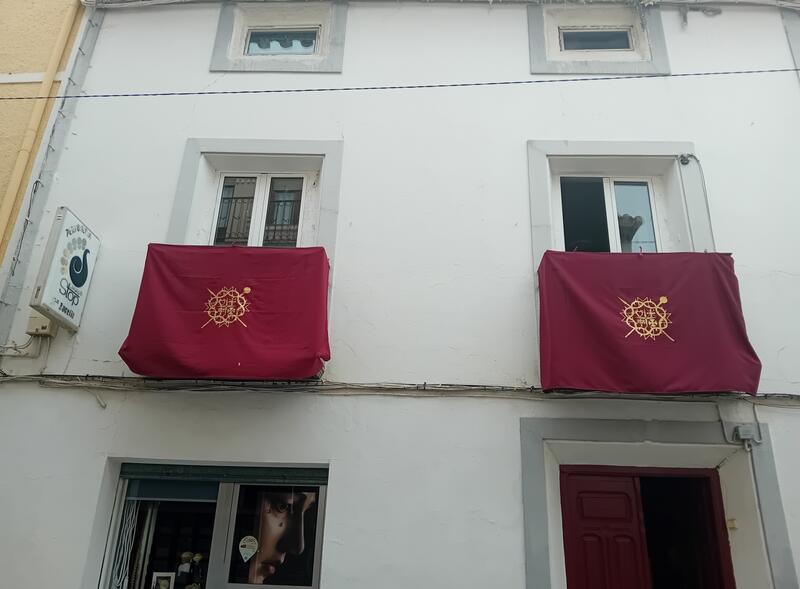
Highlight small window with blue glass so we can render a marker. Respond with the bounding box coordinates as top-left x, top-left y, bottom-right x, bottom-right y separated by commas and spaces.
245, 29, 318, 56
